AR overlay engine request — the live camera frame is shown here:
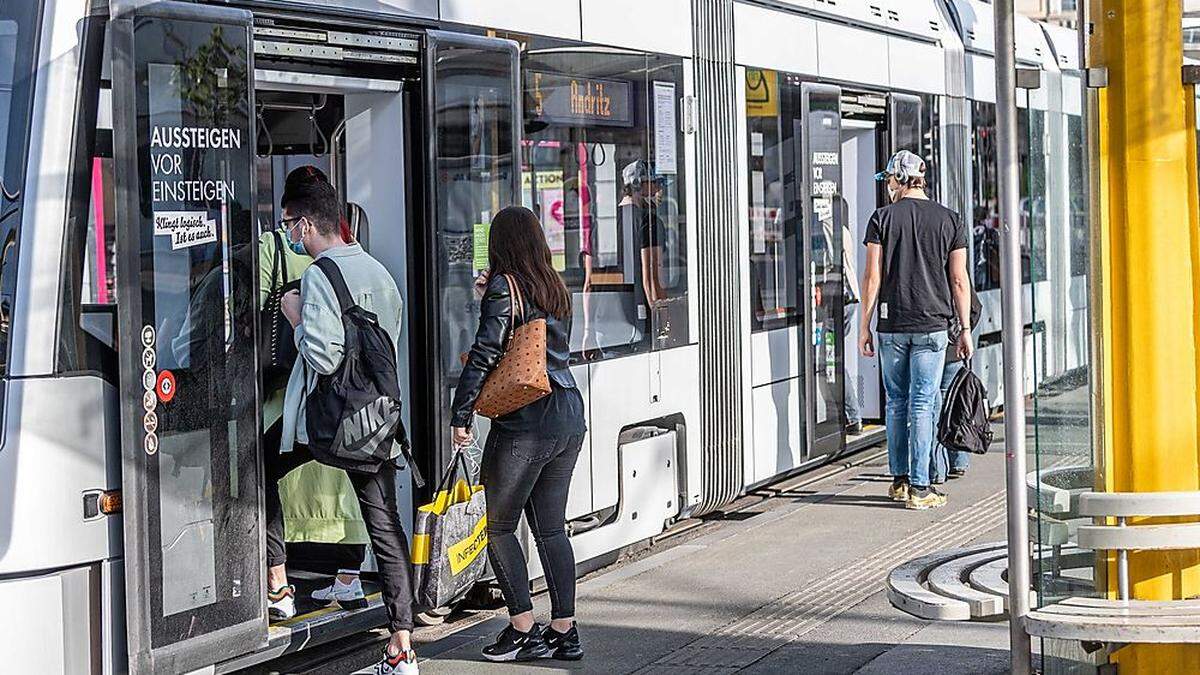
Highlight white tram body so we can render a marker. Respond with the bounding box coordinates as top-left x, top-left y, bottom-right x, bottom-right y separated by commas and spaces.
0, 0, 1086, 672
